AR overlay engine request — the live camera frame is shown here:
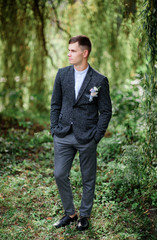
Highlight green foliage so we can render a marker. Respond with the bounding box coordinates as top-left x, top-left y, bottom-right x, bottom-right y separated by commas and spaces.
111, 82, 141, 139
62, 0, 144, 87
30, 130, 53, 145
0, 0, 156, 239
141, 0, 157, 162
0, 0, 146, 113
0, 0, 56, 111
96, 139, 157, 211
97, 135, 125, 162
1, 123, 156, 239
